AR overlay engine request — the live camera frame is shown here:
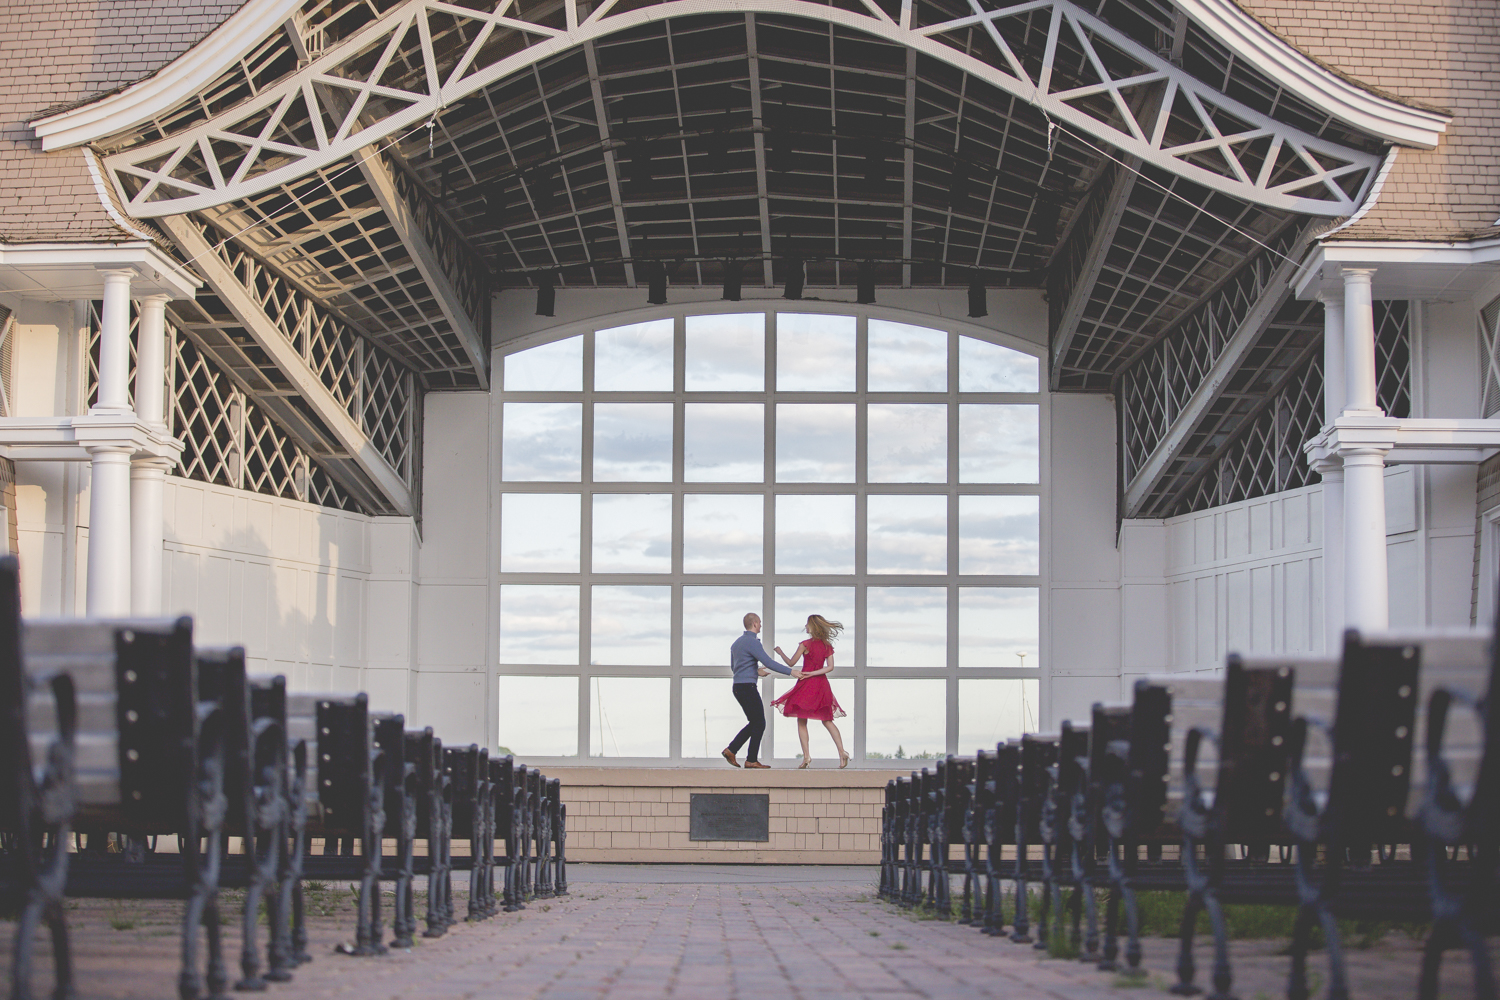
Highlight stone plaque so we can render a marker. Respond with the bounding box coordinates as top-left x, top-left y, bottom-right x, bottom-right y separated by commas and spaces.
689, 793, 770, 842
